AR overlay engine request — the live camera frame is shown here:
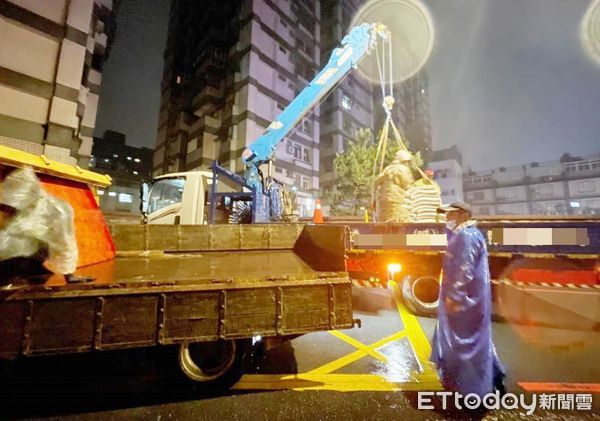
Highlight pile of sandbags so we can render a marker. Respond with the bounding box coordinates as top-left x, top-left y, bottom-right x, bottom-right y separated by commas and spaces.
374, 161, 415, 222
374, 148, 445, 223
402, 180, 445, 223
